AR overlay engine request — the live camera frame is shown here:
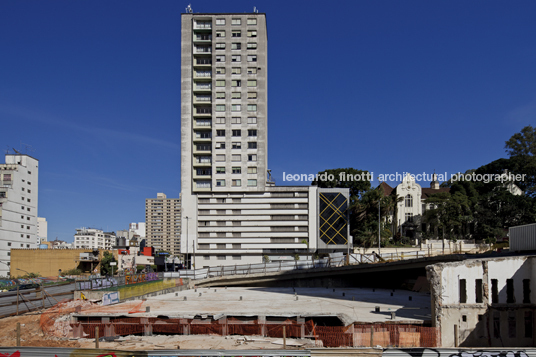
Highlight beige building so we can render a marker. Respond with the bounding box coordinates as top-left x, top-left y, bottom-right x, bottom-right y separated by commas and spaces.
10, 248, 116, 277
145, 193, 181, 255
